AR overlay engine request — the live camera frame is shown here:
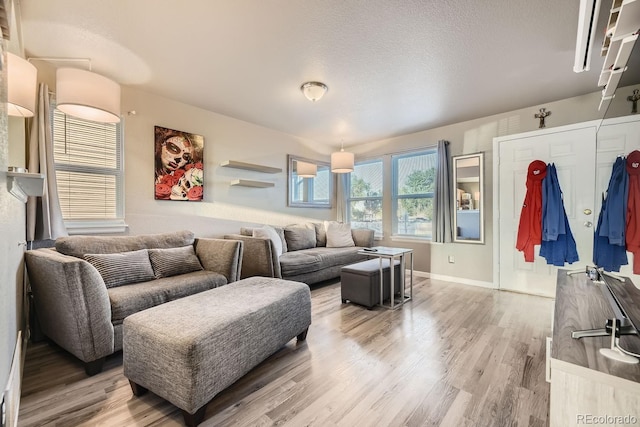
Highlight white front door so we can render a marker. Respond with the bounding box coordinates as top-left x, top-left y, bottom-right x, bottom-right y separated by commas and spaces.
496, 124, 597, 297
